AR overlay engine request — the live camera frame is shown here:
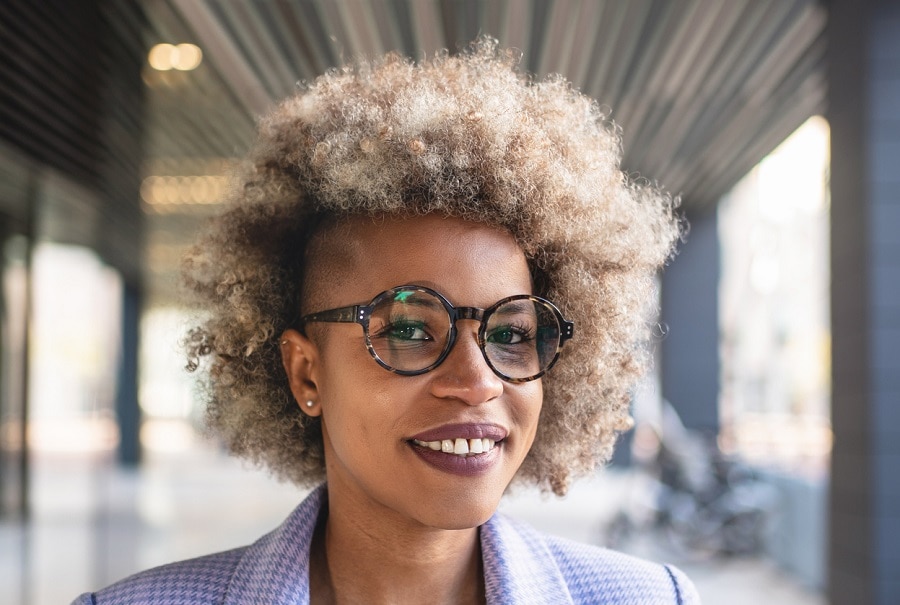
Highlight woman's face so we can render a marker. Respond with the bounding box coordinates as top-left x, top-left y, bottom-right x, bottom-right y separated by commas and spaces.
291, 214, 543, 531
